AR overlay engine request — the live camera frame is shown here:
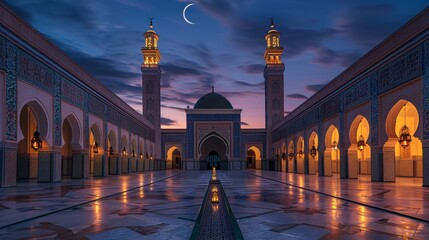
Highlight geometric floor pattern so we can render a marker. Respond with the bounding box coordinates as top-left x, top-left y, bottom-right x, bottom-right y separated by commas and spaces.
0, 170, 428, 239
